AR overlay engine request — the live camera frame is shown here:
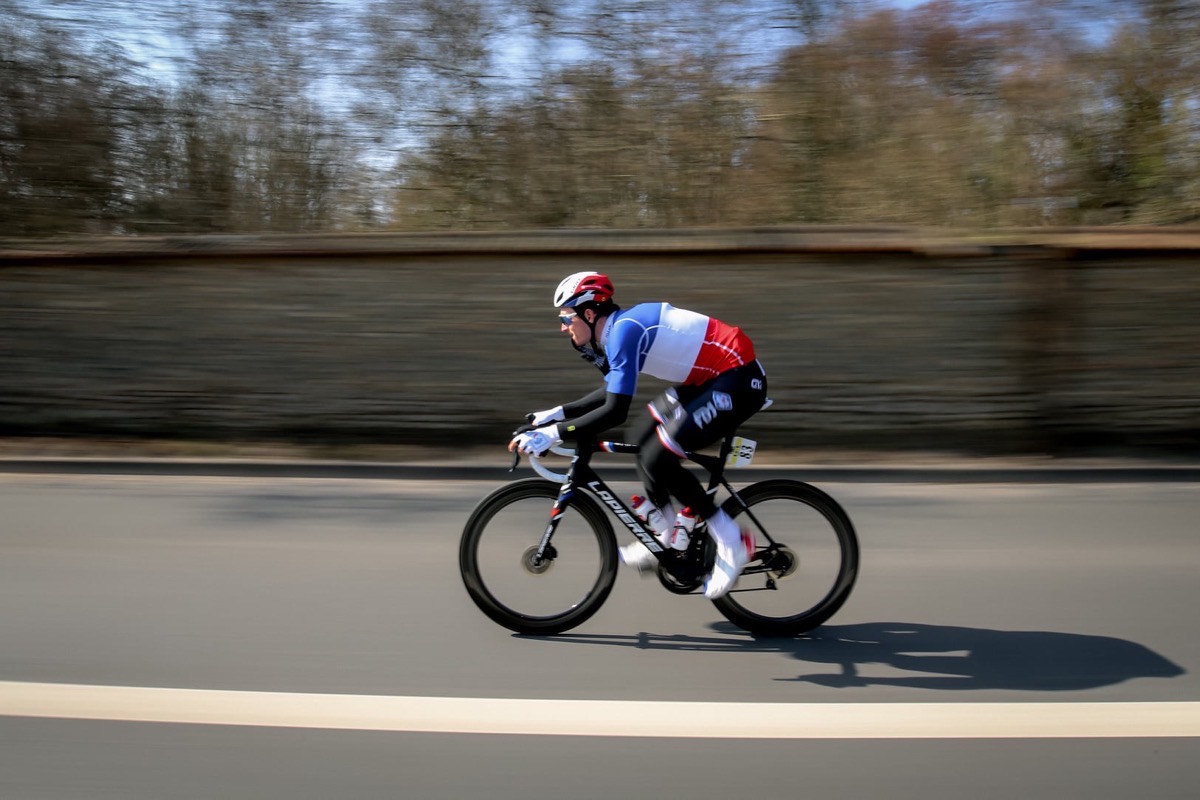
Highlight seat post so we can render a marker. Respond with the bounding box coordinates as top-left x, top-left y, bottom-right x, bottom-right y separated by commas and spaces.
717, 434, 735, 465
